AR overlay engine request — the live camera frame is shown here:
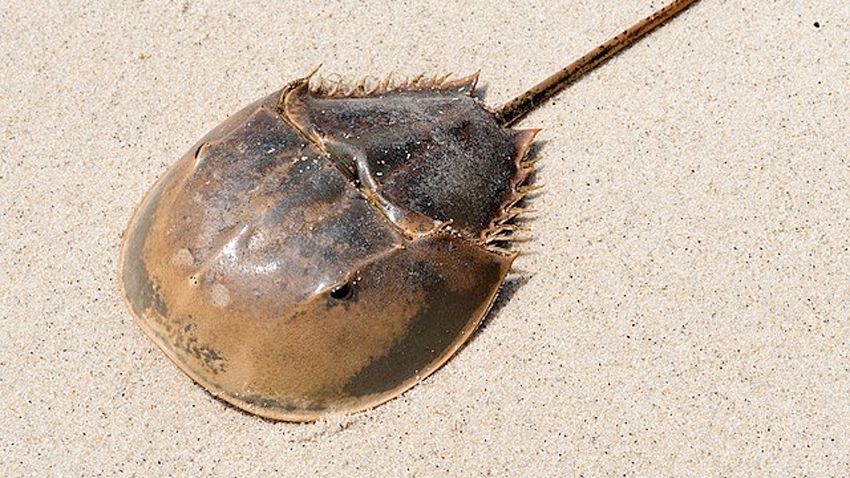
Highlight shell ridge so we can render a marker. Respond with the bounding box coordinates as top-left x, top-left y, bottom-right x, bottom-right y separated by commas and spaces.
275, 79, 328, 154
